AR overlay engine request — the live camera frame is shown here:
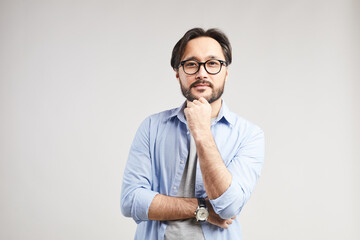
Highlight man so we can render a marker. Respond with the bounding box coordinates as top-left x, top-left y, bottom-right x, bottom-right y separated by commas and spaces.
121, 28, 264, 239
